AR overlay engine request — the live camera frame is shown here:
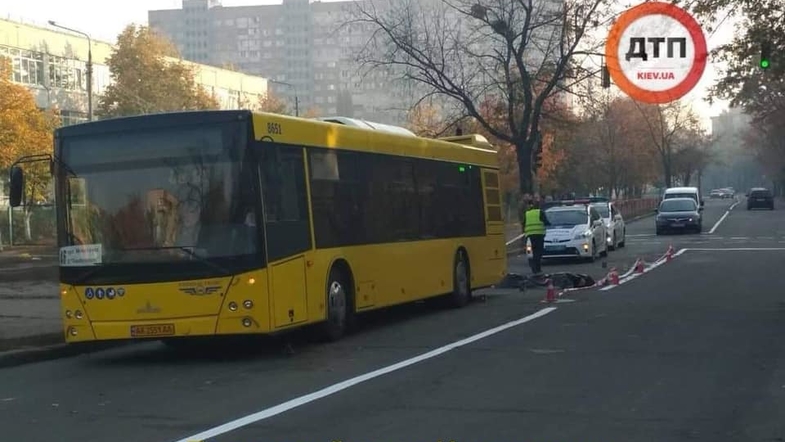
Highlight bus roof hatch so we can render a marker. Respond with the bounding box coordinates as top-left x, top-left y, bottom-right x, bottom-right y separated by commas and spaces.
438, 134, 494, 151
315, 116, 417, 137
